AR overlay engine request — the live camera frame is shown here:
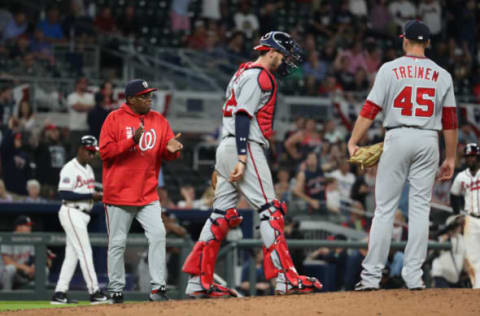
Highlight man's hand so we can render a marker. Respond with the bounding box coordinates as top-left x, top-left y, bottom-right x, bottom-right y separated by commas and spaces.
134, 122, 145, 144
92, 192, 103, 201
437, 158, 455, 182
167, 133, 183, 153
347, 141, 359, 157
229, 161, 246, 182
310, 199, 321, 210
